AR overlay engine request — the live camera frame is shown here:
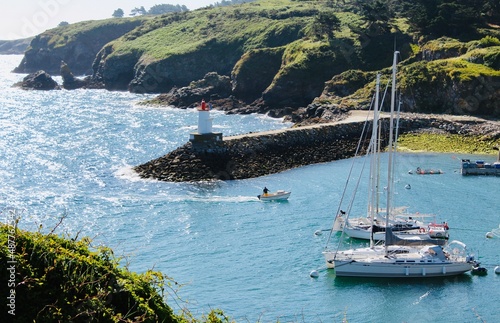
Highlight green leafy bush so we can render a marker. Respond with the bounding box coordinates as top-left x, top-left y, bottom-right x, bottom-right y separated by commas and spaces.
0, 224, 178, 322
479, 35, 500, 47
